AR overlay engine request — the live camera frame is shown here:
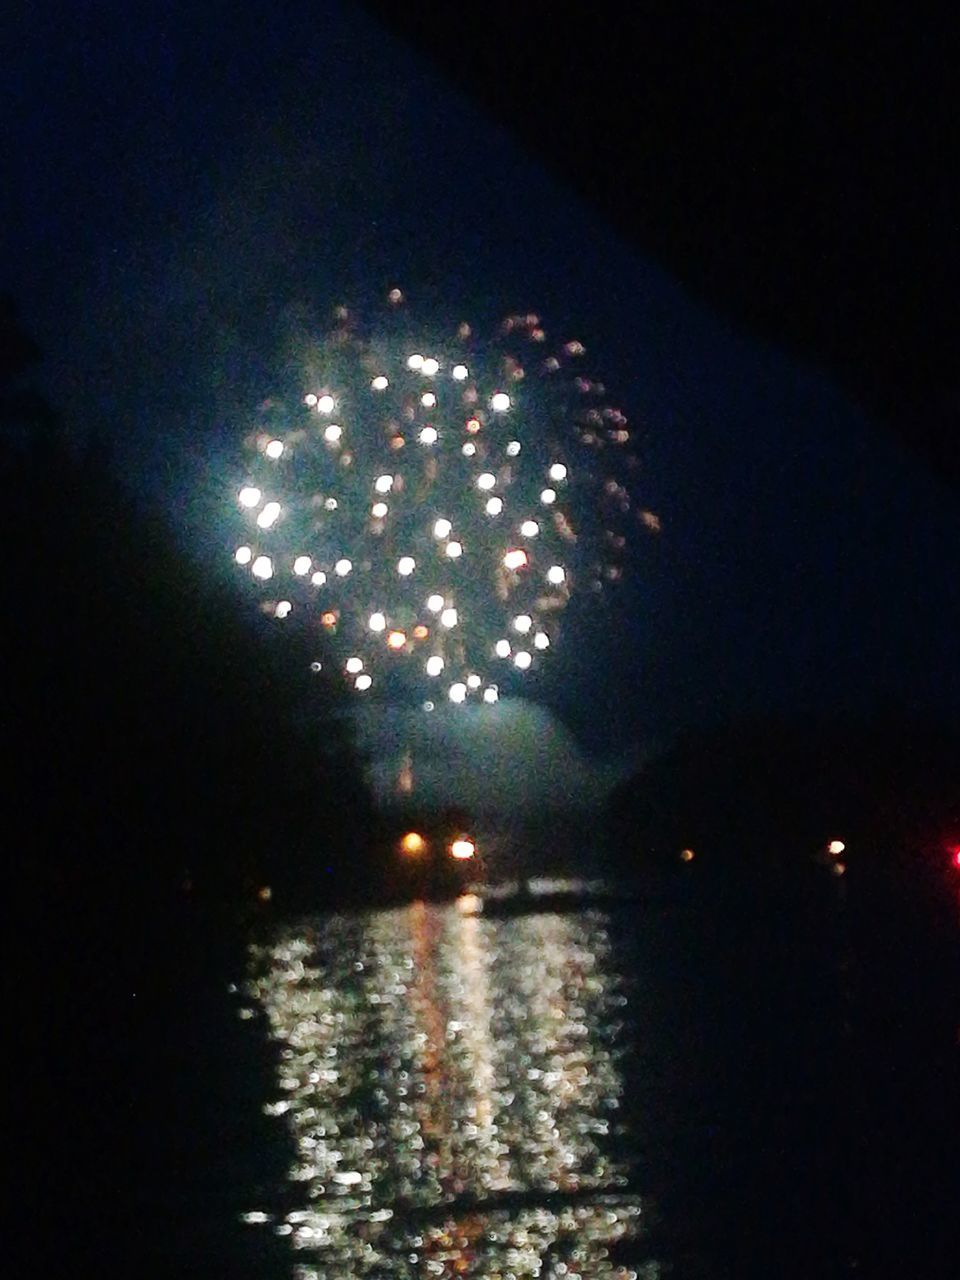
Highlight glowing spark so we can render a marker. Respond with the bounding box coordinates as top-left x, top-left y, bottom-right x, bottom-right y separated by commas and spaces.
257, 502, 281, 528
